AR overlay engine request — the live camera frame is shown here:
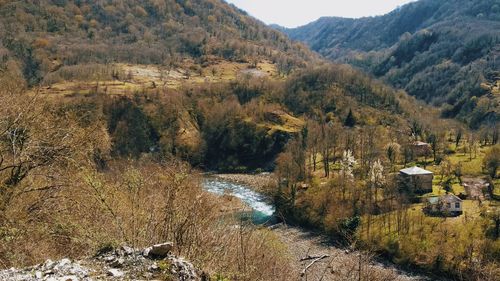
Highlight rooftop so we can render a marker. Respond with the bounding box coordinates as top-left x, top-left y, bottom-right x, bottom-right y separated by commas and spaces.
441, 194, 462, 203
427, 197, 439, 204
427, 194, 462, 204
400, 166, 433, 175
